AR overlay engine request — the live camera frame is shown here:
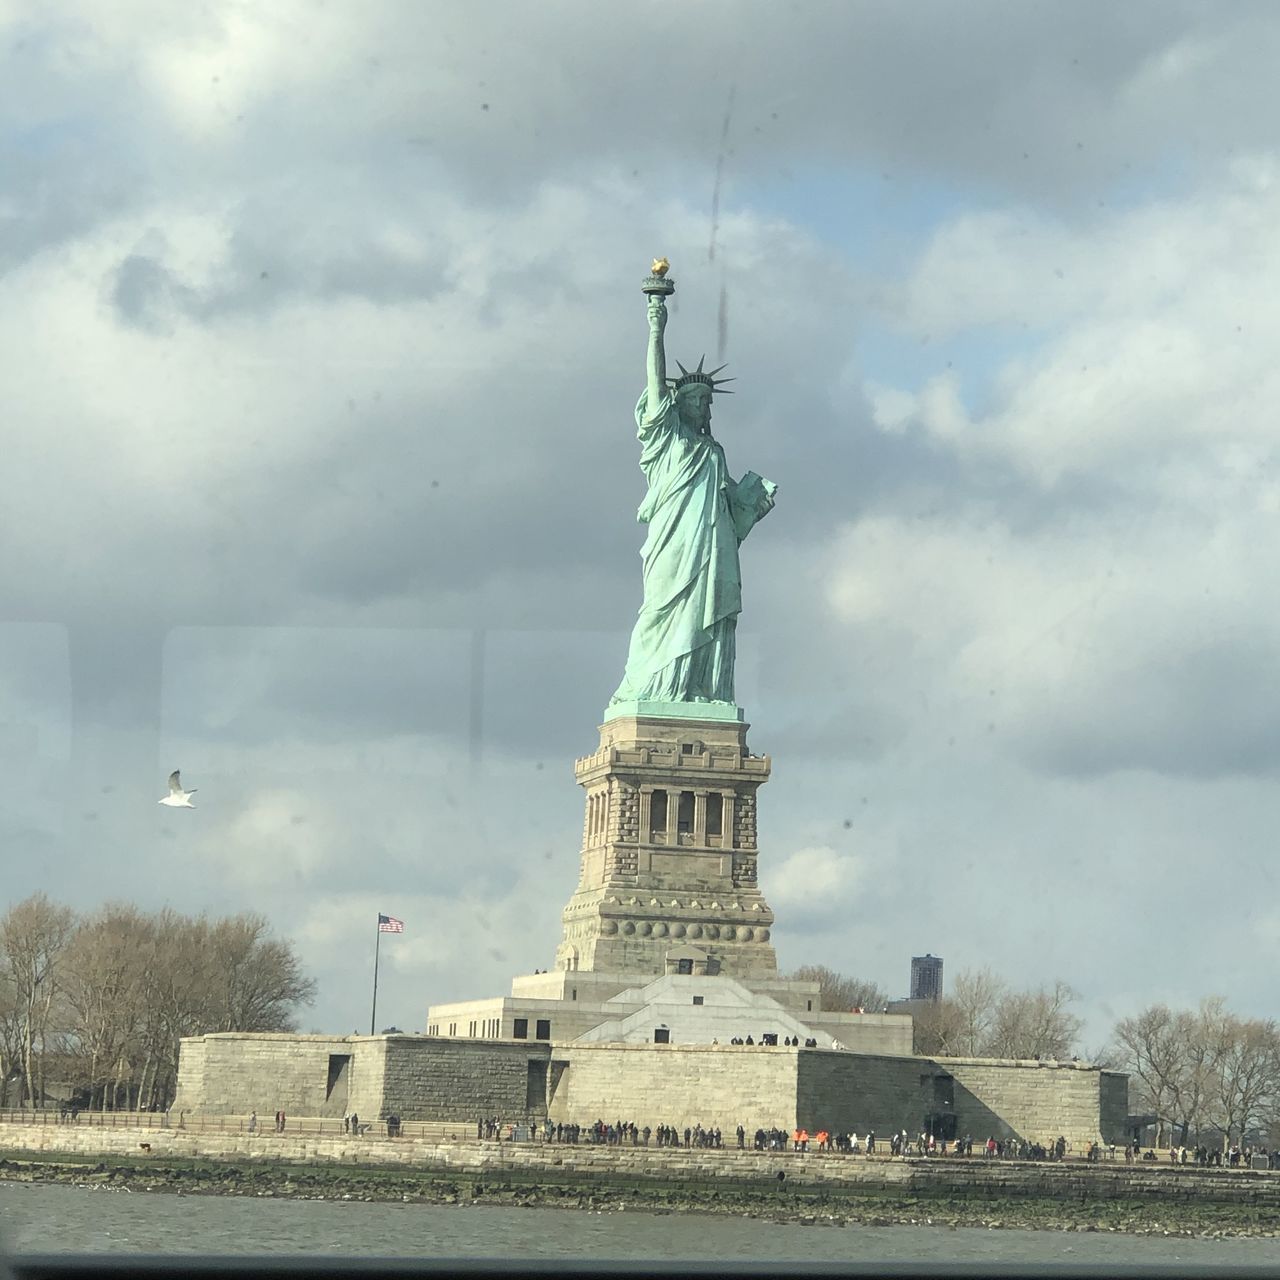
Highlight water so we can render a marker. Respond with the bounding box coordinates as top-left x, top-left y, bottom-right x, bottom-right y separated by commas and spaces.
1, 1182, 1277, 1267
